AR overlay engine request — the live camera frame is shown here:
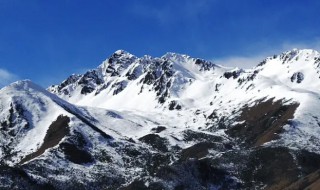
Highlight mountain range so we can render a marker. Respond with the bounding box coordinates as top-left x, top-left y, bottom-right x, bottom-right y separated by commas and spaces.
1, 49, 320, 189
